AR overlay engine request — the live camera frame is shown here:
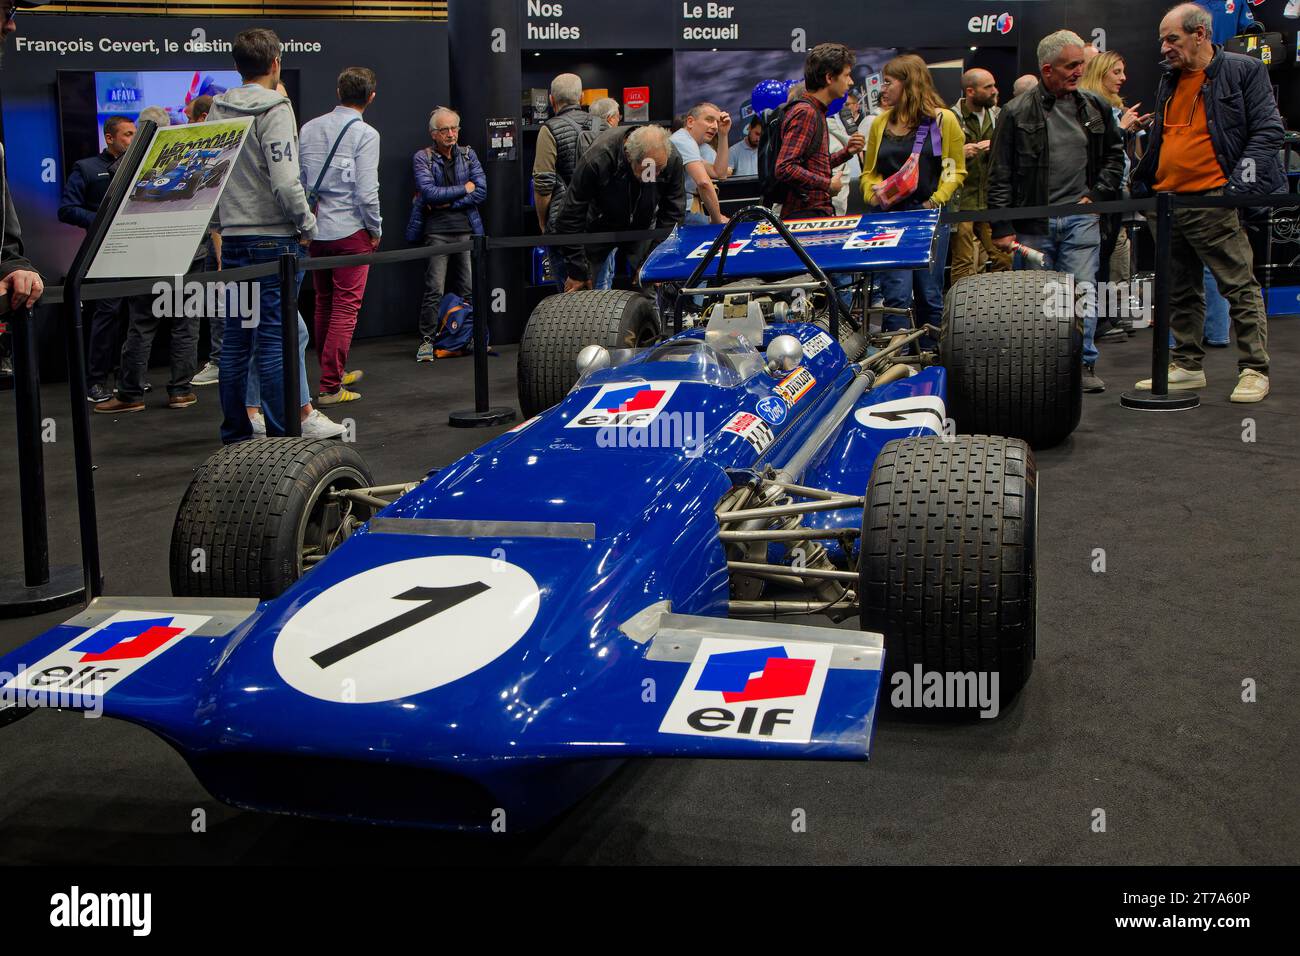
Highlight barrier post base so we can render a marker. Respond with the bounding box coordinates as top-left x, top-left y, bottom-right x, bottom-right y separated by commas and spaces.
448, 407, 516, 428
1120, 389, 1200, 411
0, 566, 86, 619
